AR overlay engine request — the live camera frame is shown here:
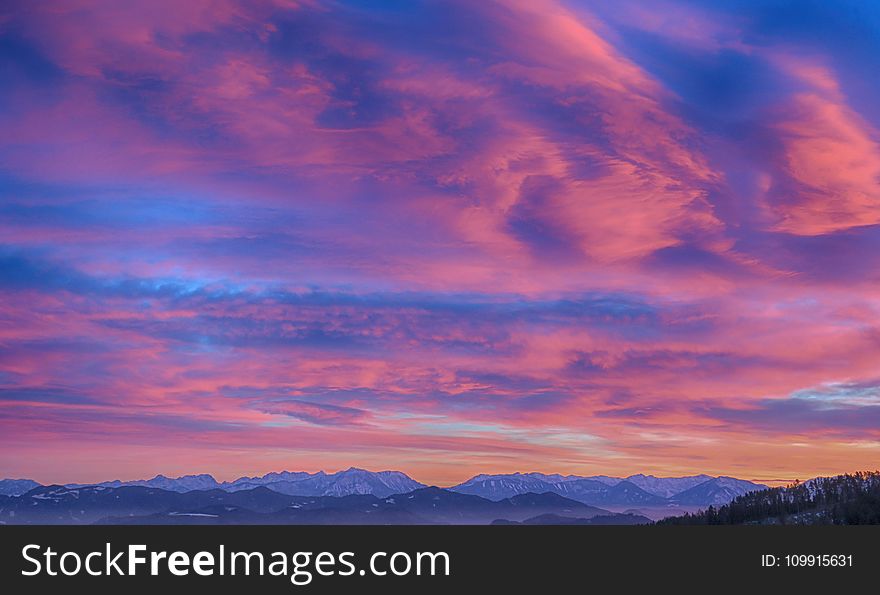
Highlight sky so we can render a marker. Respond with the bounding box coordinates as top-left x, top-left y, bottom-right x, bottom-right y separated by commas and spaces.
1, 0, 879, 486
